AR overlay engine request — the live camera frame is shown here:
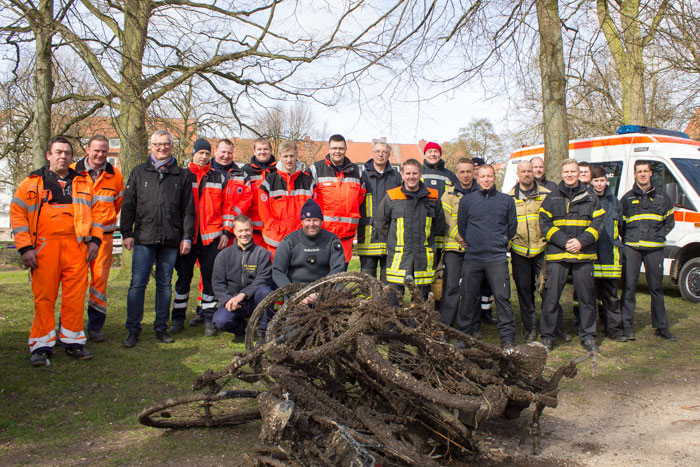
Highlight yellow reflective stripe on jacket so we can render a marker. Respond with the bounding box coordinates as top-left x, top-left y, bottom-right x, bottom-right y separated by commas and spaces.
553, 219, 591, 227
539, 207, 552, 218
584, 227, 599, 241
592, 208, 605, 218
625, 240, 666, 248
510, 242, 546, 256
546, 252, 597, 261
625, 213, 664, 222
545, 226, 560, 241
664, 208, 674, 219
